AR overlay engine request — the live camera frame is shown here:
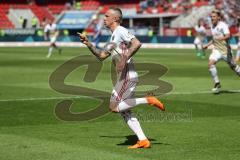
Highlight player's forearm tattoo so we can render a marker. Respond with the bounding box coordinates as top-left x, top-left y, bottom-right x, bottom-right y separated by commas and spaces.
87, 44, 102, 61
126, 39, 141, 59
87, 43, 109, 61
87, 43, 101, 57
127, 45, 140, 58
